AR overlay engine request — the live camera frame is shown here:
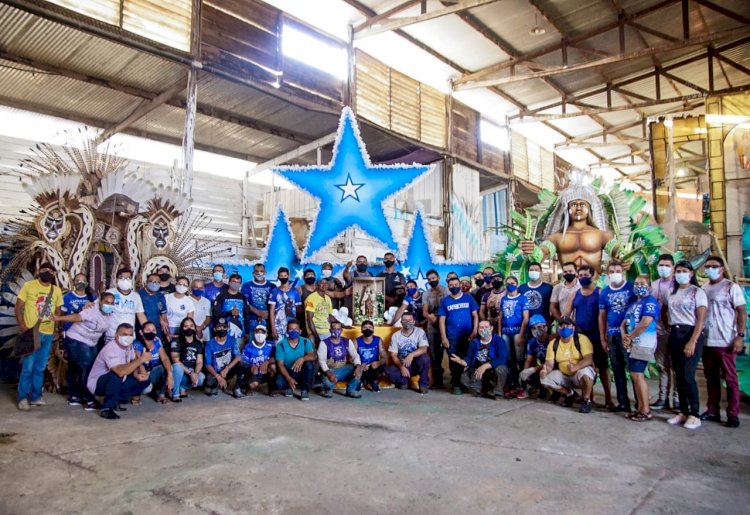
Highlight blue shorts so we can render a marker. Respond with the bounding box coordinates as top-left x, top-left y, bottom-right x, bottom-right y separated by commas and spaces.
628, 357, 648, 374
